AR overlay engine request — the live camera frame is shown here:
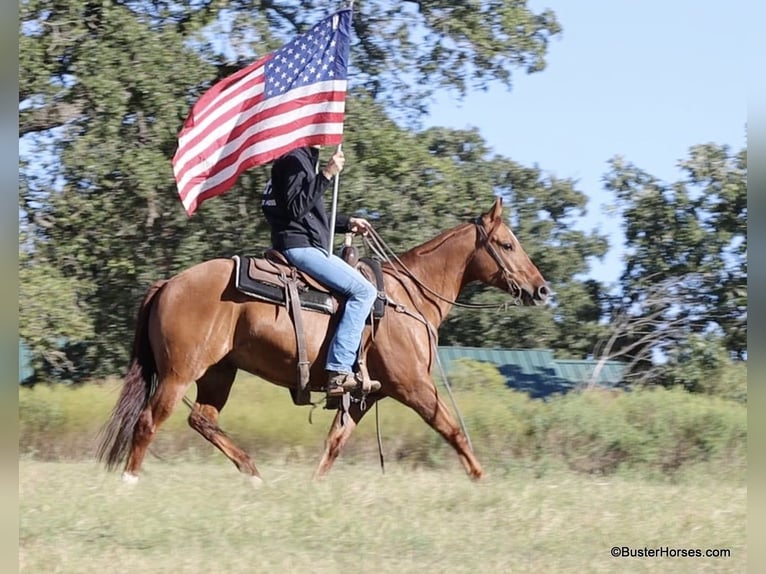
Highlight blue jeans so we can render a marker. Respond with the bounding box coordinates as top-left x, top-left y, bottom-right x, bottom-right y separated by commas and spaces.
283, 246, 377, 373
